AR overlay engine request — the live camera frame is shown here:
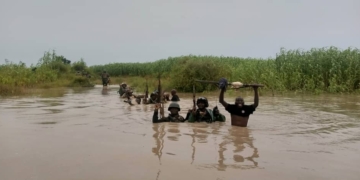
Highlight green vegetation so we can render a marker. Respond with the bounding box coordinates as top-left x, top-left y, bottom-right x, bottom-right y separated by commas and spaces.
0, 50, 95, 96
90, 46, 360, 94
1, 46, 359, 96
